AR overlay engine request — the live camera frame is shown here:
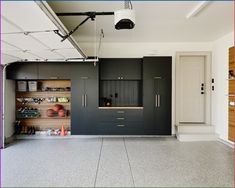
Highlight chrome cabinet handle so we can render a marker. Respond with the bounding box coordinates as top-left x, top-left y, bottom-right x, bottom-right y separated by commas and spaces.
117, 111, 125, 114
154, 76, 162, 79
117, 124, 125, 127
158, 94, 161, 107
117, 117, 125, 120
155, 95, 158, 107
82, 95, 84, 107
84, 94, 87, 107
